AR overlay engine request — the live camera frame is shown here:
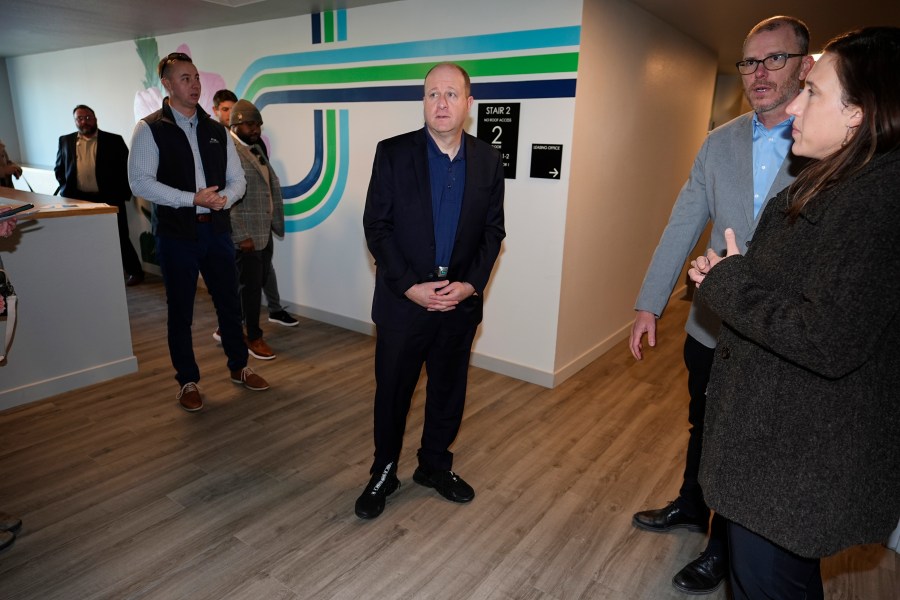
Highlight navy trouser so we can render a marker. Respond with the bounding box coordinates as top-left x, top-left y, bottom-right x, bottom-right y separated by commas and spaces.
677, 334, 727, 557
156, 223, 247, 386
371, 314, 477, 474
728, 520, 823, 600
